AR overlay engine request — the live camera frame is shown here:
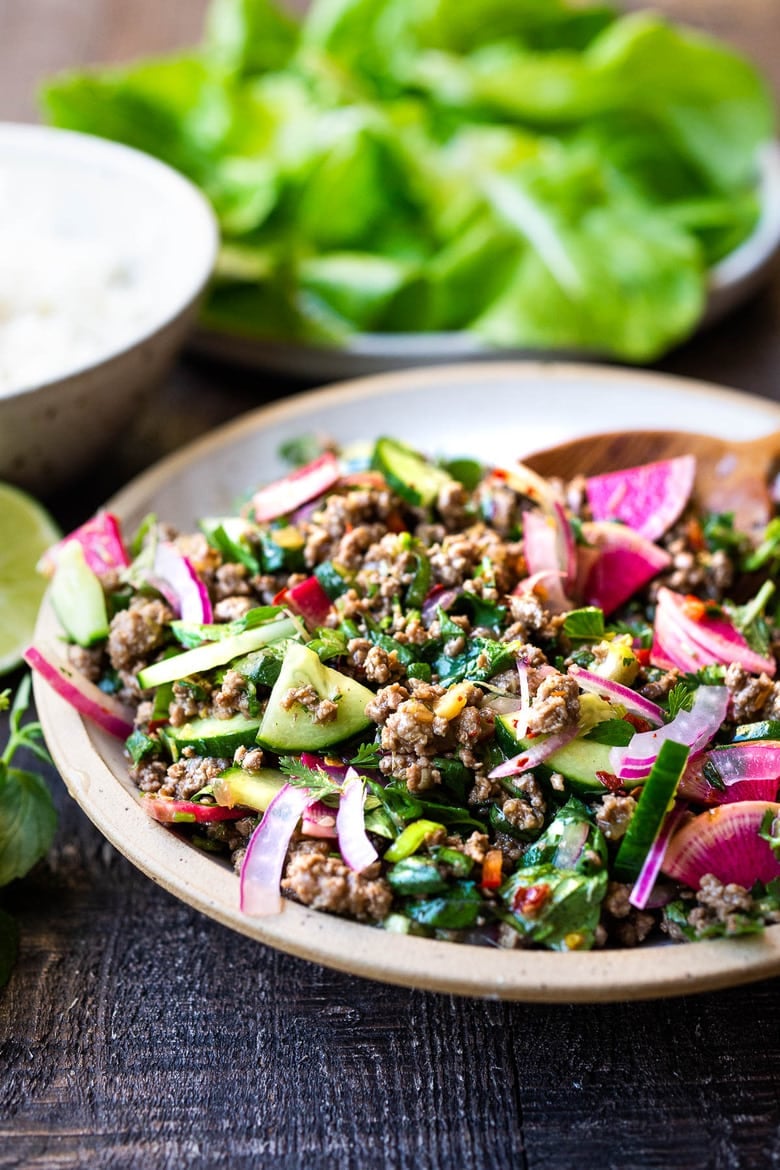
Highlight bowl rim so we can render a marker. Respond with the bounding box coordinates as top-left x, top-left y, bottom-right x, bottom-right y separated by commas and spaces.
33, 360, 780, 1002
0, 121, 219, 400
